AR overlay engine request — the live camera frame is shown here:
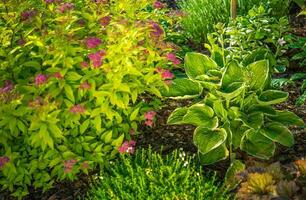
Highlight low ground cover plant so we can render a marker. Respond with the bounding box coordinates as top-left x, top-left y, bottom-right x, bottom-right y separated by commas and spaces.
0, 0, 181, 198
87, 148, 231, 200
